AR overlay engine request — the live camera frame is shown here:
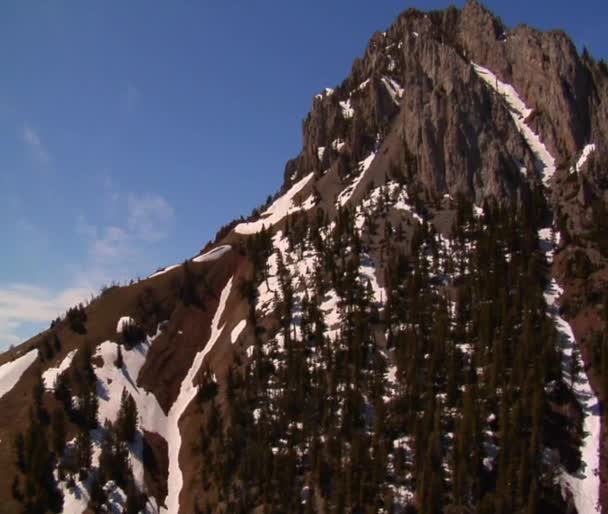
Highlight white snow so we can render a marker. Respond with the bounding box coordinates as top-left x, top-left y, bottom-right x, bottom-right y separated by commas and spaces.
315, 87, 334, 99
358, 79, 370, 91
339, 99, 355, 119
538, 223, 600, 513
116, 316, 135, 334
0, 349, 38, 400
231, 319, 247, 344
234, 173, 315, 235
93, 325, 167, 496
331, 138, 346, 152
393, 197, 424, 224
192, 244, 231, 263
162, 277, 234, 514
381, 76, 404, 105
320, 290, 341, 342
58, 473, 90, 514
472, 62, 556, 185
360, 255, 385, 305
42, 350, 77, 390
336, 153, 376, 207
94, 326, 168, 440
149, 263, 181, 279
130, 432, 145, 491
544, 276, 601, 514
317, 146, 326, 160
571, 144, 596, 174
255, 231, 287, 317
